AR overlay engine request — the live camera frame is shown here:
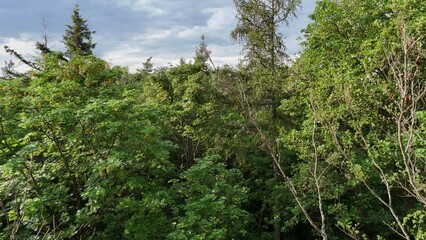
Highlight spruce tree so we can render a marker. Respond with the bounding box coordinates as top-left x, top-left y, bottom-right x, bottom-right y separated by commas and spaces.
194, 35, 211, 65
232, 0, 301, 119
63, 5, 96, 57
